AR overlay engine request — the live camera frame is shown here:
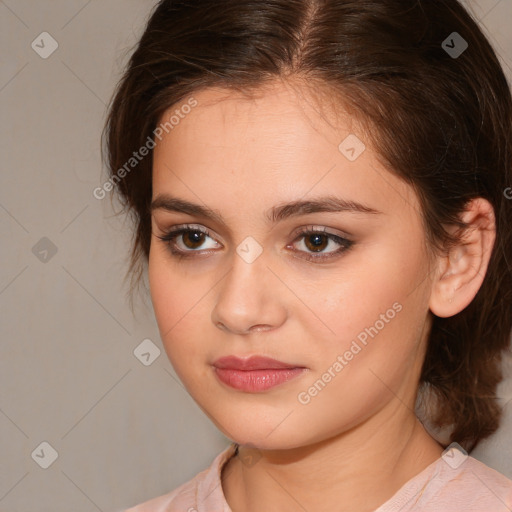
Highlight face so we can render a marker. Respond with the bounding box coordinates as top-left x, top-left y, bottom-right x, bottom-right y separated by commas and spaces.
149, 79, 436, 450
